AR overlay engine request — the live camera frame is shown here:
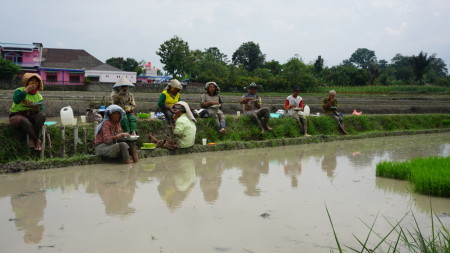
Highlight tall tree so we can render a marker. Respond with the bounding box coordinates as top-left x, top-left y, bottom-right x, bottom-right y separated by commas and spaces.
349, 48, 376, 69
409, 51, 435, 84
232, 41, 265, 72
156, 36, 191, 78
313, 55, 324, 74
0, 58, 21, 80
204, 47, 228, 63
